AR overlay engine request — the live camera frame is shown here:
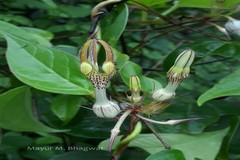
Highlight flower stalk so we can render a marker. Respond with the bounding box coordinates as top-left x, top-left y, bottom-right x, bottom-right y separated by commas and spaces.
108, 110, 132, 151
